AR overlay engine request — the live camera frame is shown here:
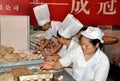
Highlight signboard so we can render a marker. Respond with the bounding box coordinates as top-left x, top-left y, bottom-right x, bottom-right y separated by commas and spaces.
30, 0, 120, 26
0, 0, 120, 26
0, 0, 29, 15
